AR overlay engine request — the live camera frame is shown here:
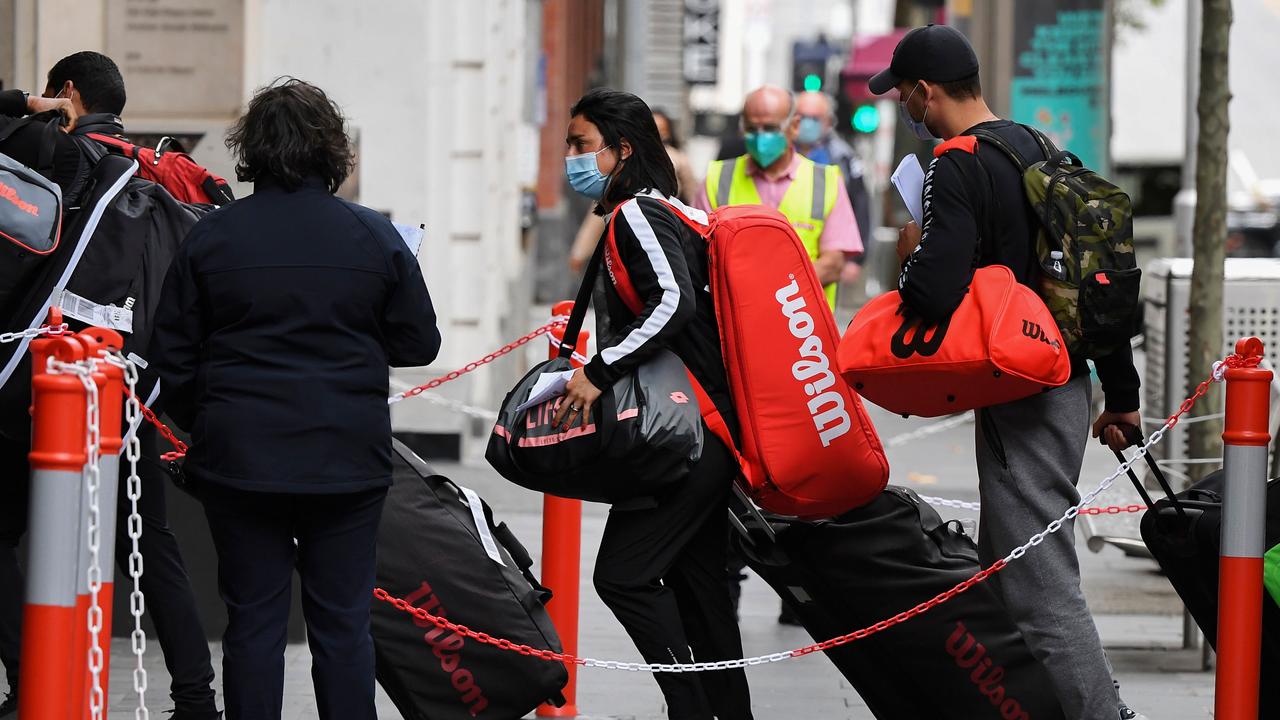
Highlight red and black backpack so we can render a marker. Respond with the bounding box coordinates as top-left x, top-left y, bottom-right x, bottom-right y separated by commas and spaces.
87, 133, 234, 205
